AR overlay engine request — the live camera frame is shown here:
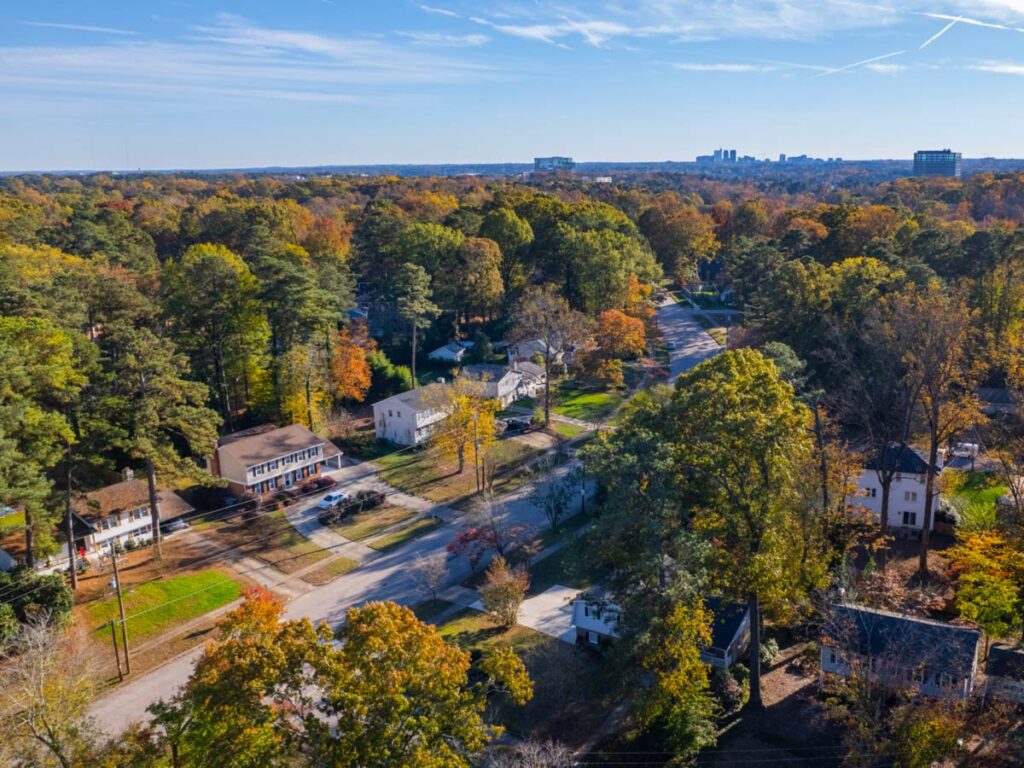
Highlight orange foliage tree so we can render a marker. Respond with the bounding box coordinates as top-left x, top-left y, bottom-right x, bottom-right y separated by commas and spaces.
597, 309, 646, 359
331, 320, 375, 403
